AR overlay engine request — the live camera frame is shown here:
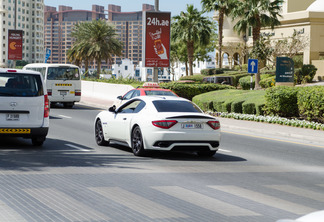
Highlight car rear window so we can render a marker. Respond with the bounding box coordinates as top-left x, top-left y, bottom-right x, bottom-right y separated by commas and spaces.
153, 100, 202, 113
0, 73, 44, 97
144, 90, 177, 96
